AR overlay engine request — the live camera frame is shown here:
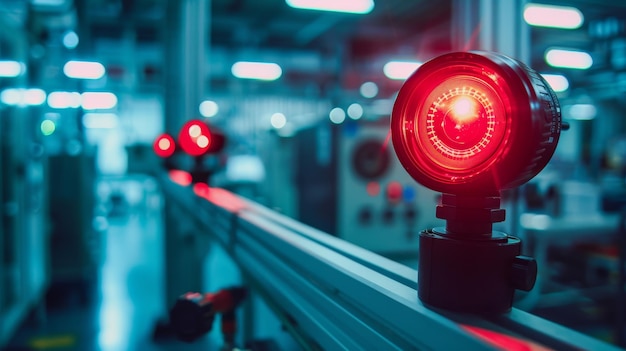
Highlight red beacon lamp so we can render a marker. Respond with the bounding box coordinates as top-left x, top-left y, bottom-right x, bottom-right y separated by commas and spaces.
178, 119, 225, 157
391, 51, 564, 314
154, 133, 177, 158
177, 119, 226, 184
